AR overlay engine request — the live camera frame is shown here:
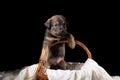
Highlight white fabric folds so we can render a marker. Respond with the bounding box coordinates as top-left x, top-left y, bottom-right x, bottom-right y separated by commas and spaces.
15, 59, 120, 80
